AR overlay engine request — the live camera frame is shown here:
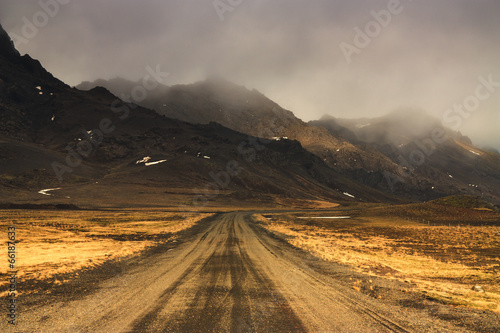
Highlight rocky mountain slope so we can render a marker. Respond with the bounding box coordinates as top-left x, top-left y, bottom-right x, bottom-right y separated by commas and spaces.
311, 112, 500, 205
78, 77, 500, 204
1, 24, 396, 208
